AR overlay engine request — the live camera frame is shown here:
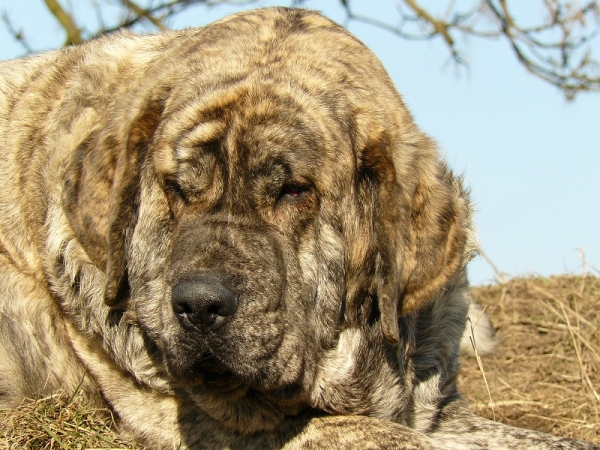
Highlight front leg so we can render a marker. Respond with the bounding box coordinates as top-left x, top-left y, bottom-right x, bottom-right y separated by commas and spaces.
0, 255, 95, 407
428, 400, 599, 450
